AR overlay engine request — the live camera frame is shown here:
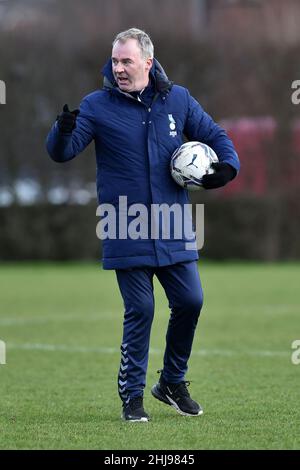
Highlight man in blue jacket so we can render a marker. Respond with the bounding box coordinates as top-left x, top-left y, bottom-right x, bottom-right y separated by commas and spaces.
46, 28, 240, 422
